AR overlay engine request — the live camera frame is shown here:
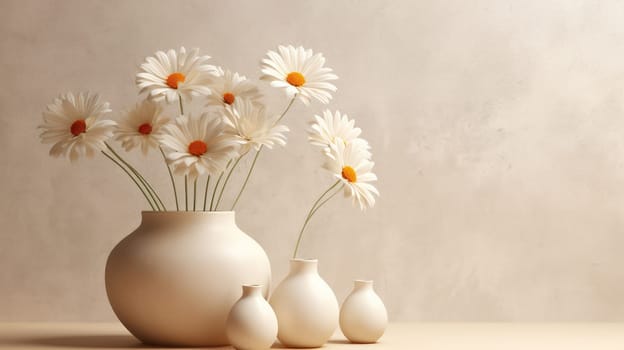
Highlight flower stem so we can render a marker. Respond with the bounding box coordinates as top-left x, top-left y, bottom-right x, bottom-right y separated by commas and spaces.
184, 176, 188, 211
215, 155, 243, 210
203, 175, 210, 211
229, 97, 297, 211
193, 178, 197, 211
292, 180, 342, 259
101, 151, 156, 210
230, 146, 262, 210
105, 142, 165, 211
275, 95, 297, 124
159, 146, 178, 211
178, 94, 184, 115
308, 184, 344, 222
210, 171, 225, 211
